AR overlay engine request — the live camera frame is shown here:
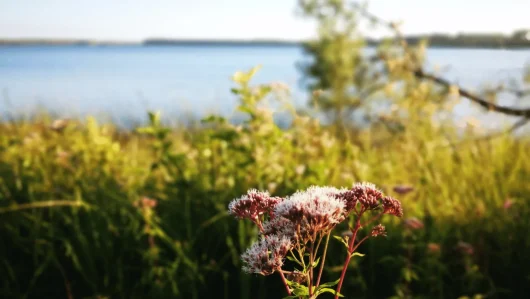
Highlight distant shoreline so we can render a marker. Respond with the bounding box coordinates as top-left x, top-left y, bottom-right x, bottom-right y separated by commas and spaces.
1, 34, 530, 49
